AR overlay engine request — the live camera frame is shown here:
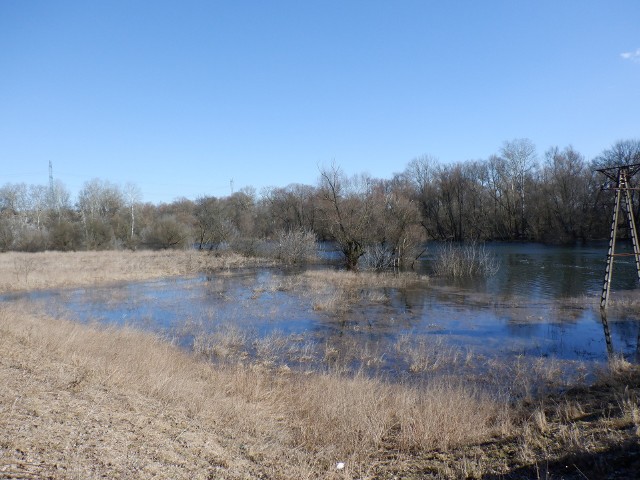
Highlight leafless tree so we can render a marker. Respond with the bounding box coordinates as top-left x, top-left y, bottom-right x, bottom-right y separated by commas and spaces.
318, 165, 376, 270
592, 139, 640, 170
123, 182, 142, 247
77, 179, 124, 249
500, 138, 537, 238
